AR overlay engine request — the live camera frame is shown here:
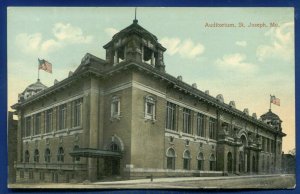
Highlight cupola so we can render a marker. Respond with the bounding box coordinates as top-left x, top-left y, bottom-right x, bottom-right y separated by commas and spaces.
103, 19, 166, 72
